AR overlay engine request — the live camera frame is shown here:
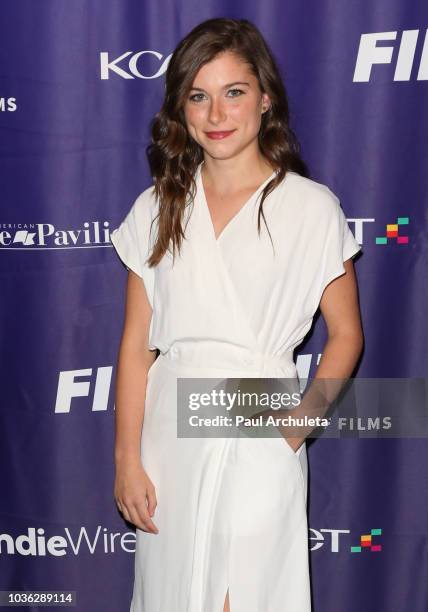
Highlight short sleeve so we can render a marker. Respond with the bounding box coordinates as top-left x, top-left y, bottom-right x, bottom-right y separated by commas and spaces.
318, 193, 362, 294
110, 189, 156, 308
